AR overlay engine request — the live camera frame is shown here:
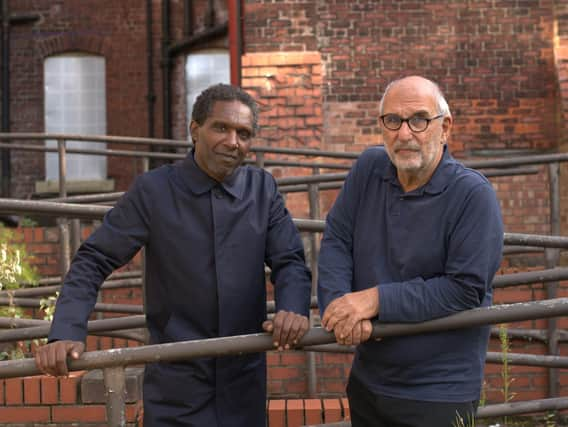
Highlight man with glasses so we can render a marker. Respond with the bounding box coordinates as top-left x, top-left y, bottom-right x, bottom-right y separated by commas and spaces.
318, 76, 503, 426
